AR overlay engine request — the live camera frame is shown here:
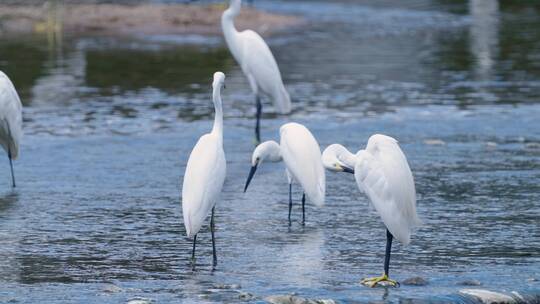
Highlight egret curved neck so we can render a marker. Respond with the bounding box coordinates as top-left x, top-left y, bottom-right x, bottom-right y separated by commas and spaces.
339, 148, 358, 168
221, 10, 241, 61
211, 87, 223, 138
